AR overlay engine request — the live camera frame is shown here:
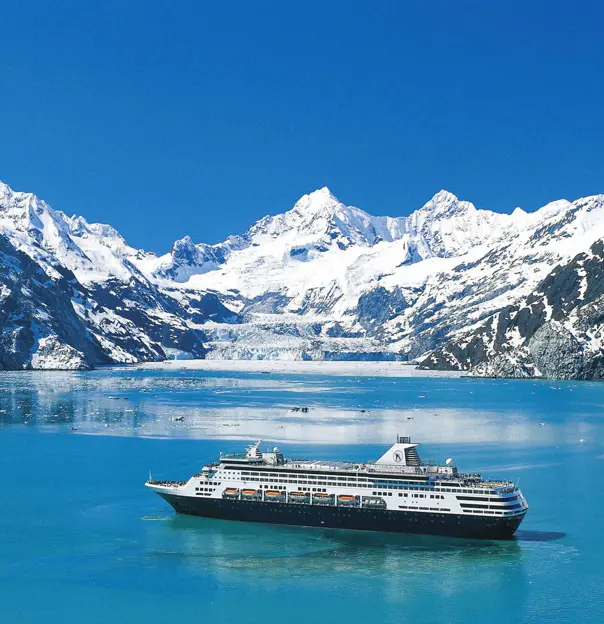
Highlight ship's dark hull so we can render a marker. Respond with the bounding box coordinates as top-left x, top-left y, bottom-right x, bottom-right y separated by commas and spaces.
158, 493, 525, 539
